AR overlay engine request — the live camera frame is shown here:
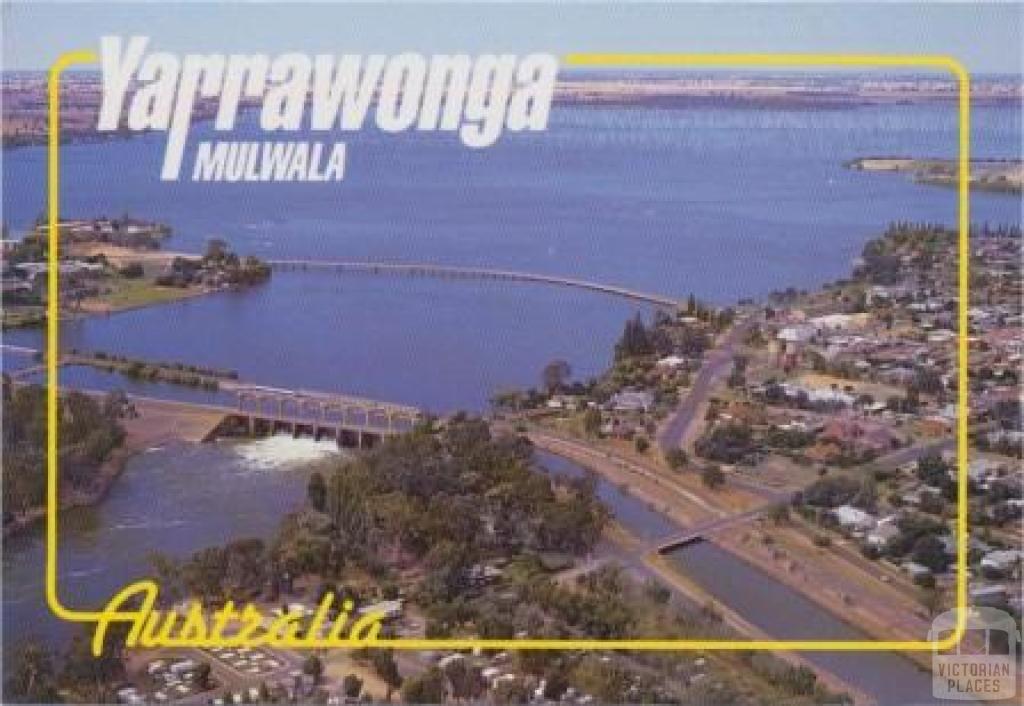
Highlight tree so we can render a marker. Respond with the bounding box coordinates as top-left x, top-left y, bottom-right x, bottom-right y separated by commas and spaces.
664, 448, 688, 471
911, 535, 950, 573
60, 626, 127, 702
492, 678, 531, 705
302, 655, 324, 685
371, 650, 403, 701
541, 359, 572, 393
443, 658, 484, 701
204, 238, 229, 261
615, 313, 653, 360
701, 465, 726, 490
916, 453, 952, 488
193, 663, 212, 690
307, 471, 327, 512
727, 355, 749, 389
921, 586, 945, 617
542, 668, 570, 701
768, 503, 790, 525
694, 422, 755, 463
852, 474, 878, 512
342, 674, 364, 699
582, 407, 602, 437
4, 642, 61, 704
803, 475, 860, 508
402, 666, 446, 704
